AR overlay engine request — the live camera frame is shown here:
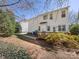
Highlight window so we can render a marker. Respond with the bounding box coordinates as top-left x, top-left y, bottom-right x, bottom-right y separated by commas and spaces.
53, 27, 56, 32
43, 15, 48, 20
58, 25, 66, 31
47, 26, 50, 31
62, 25, 66, 31
50, 14, 53, 19
61, 10, 66, 18
38, 26, 40, 31
58, 25, 62, 31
